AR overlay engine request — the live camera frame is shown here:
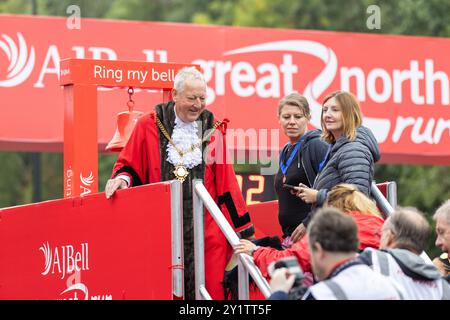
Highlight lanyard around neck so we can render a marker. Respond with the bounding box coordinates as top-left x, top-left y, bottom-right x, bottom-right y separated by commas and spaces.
279, 137, 304, 175
318, 144, 332, 173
